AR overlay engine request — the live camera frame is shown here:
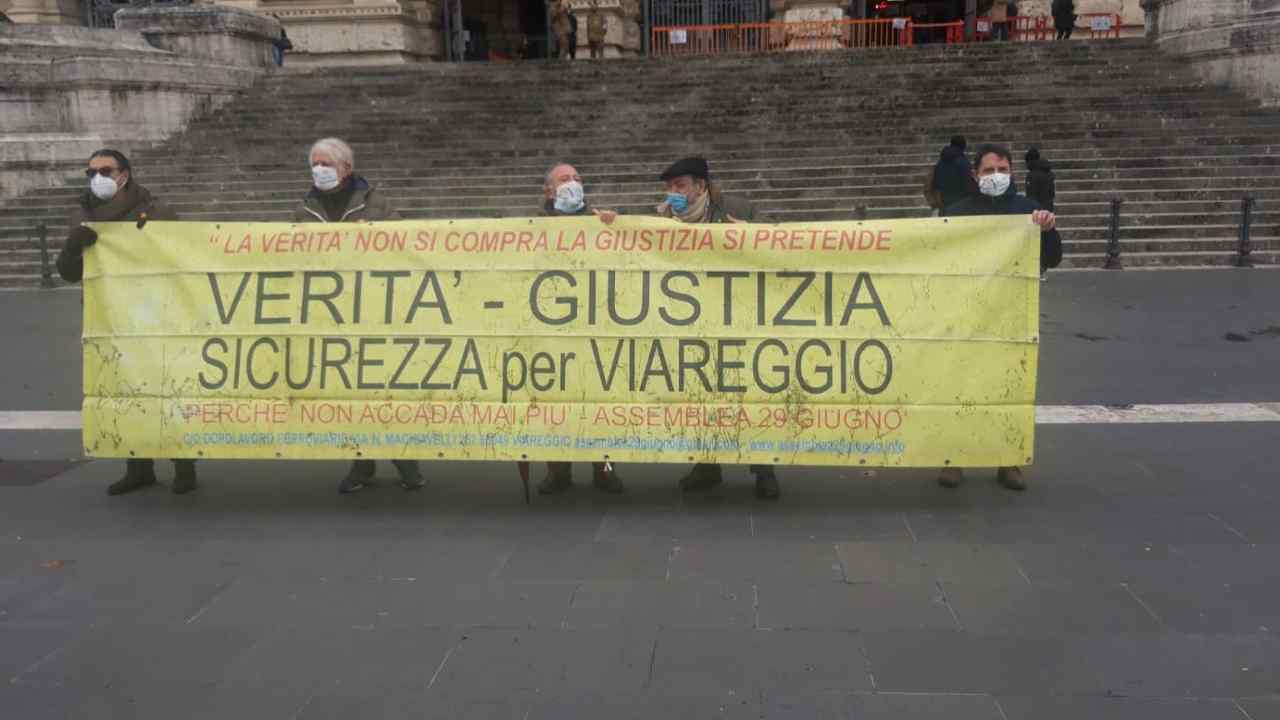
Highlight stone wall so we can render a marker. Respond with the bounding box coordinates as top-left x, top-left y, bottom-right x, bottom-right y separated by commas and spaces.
1142, 0, 1280, 107
0, 7, 277, 200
